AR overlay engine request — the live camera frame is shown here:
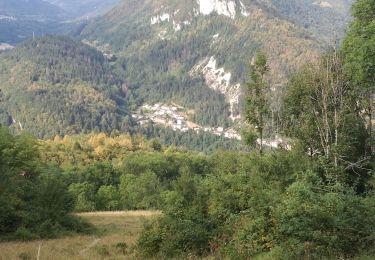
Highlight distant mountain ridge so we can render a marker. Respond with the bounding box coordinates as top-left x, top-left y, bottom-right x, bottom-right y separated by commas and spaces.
0, 0, 120, 44
0, 0, 66, 19
44, 0, 120, 18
